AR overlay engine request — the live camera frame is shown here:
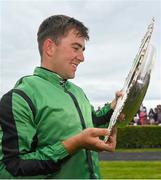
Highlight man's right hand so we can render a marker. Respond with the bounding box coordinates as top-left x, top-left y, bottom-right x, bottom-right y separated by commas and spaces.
62, 128, 116, 154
